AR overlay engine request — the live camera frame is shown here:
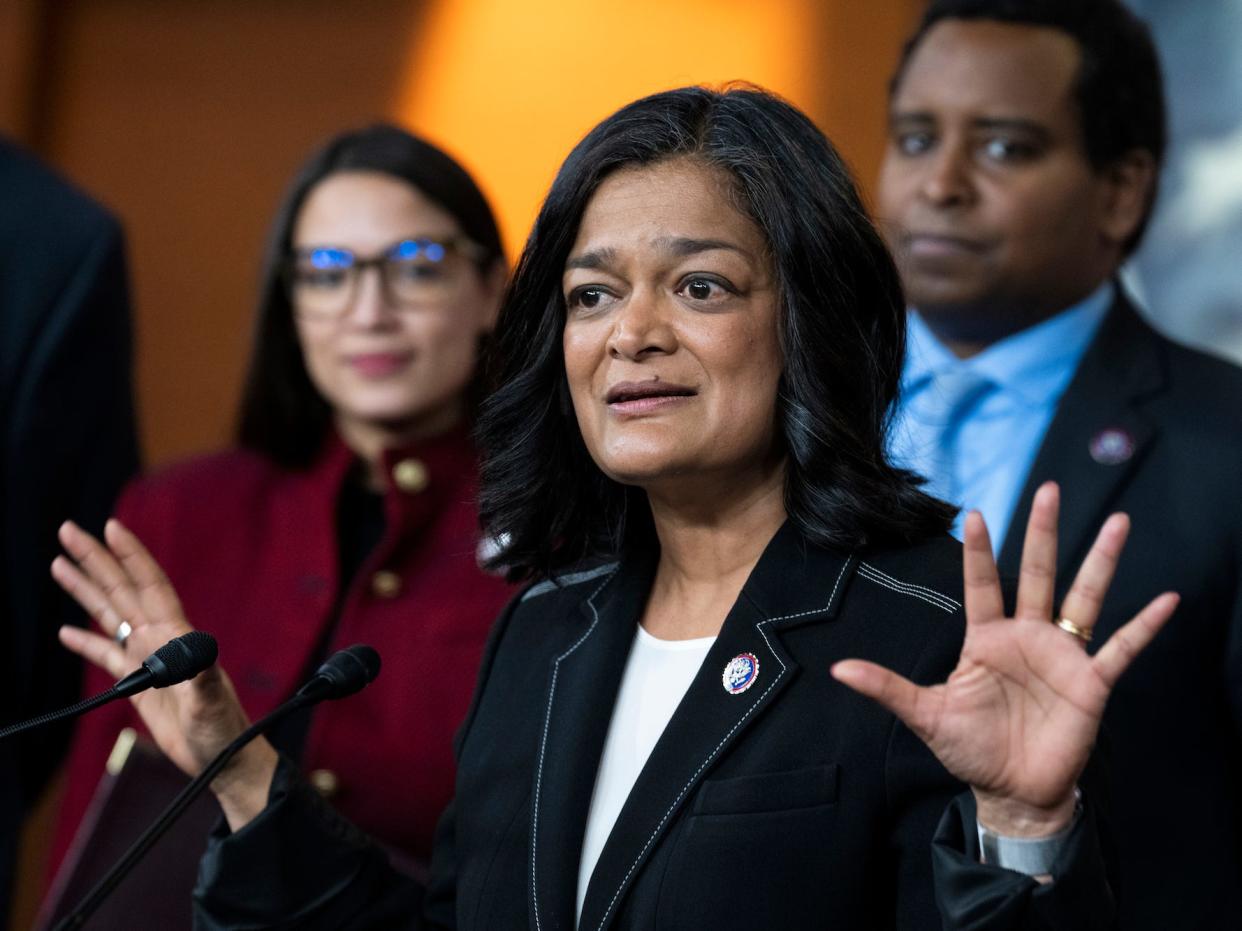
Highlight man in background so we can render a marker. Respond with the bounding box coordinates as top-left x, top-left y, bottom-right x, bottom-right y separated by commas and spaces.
878, 1, 1242, 927
0, 135, 139, 925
